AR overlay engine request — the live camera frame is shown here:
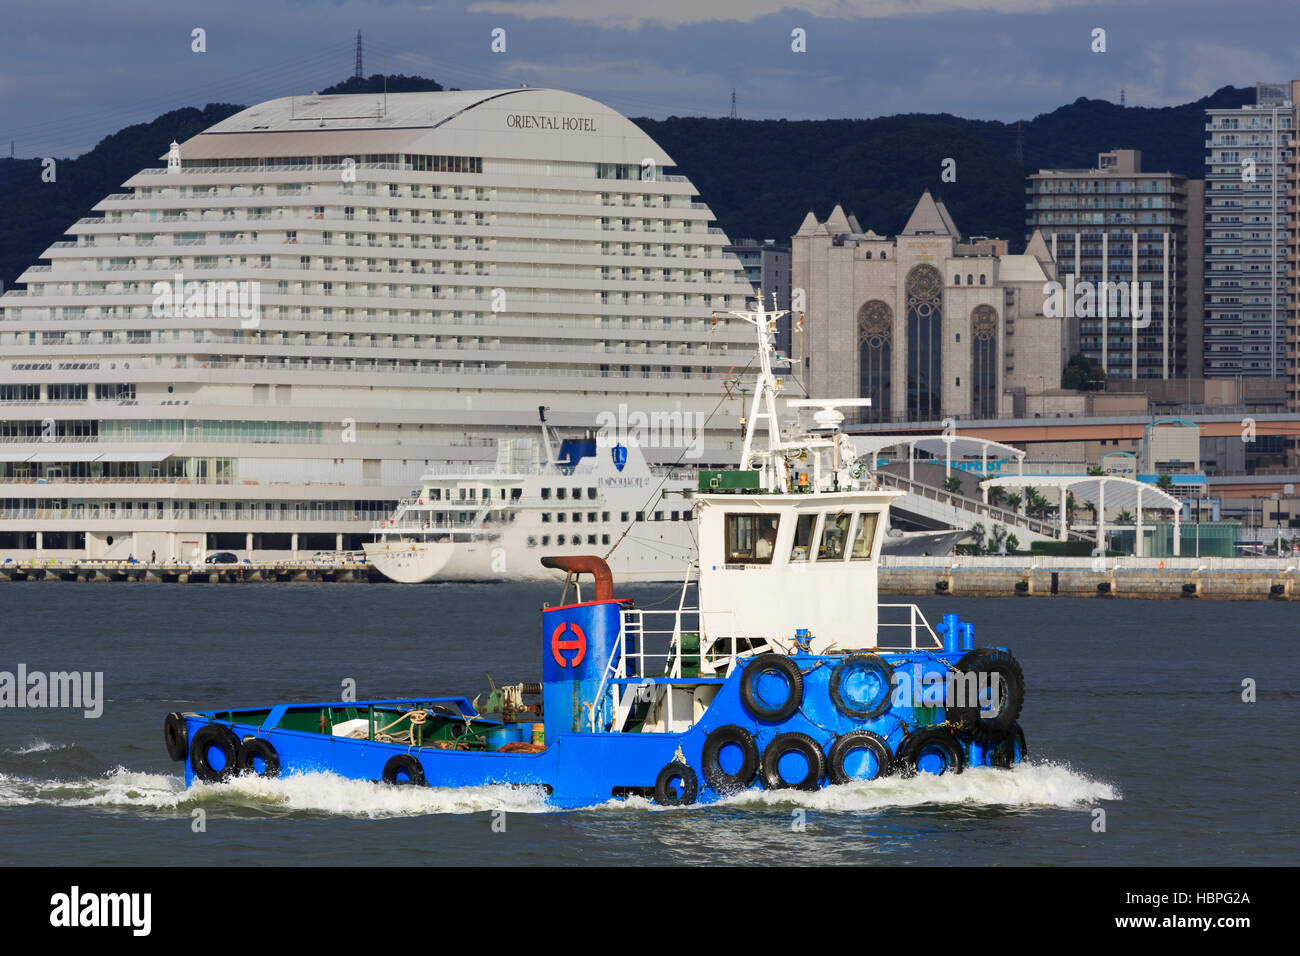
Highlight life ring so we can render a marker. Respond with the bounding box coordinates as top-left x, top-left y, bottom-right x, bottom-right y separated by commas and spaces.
189, 724, 240, 783
990, 724, 1028, 769
896, 727, 964, 777
740, 653, 804, 722
163, 712, 188, 762
653, 760, 698, 806
701, 725, 759, 794
827, 730, 892, 784
945, 647, 1025, 744
237, 737, 281, 777
382, 754, 426, 786
759, 732, 825, 791
829, 653, 894, 720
